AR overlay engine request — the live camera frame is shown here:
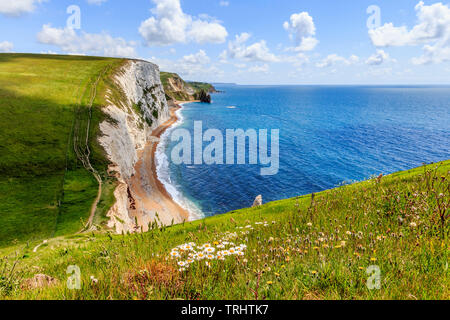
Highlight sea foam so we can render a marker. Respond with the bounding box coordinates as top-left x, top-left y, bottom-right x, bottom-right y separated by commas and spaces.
155, 104, 204, 221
